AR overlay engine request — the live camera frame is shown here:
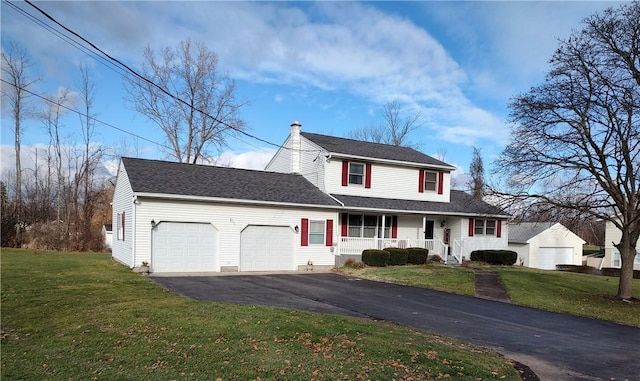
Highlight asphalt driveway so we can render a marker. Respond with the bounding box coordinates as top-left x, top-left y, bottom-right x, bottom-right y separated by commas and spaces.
153, 273, 640, 381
